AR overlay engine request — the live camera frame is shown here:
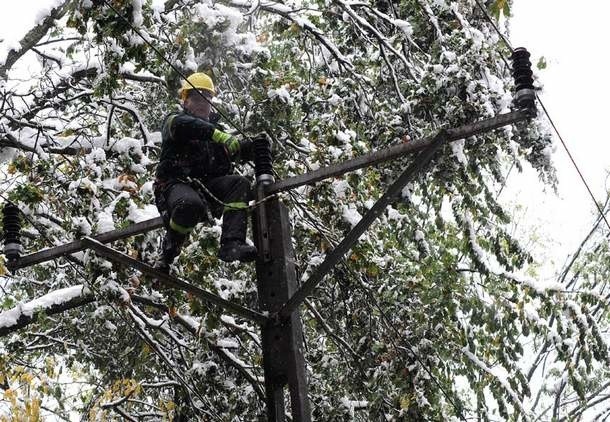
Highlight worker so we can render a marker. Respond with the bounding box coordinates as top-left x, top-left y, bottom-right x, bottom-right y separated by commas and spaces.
153, 72, 258, 274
